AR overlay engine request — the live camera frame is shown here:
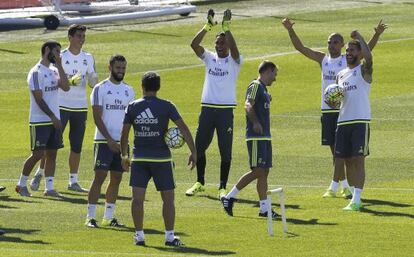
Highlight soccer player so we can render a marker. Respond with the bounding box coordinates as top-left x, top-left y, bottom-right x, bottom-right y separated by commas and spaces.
281, 18, 386, 198
85, 55, 134, 228
221, 61, 278, 218
120, 71, 196, 247
30, 24, 98, 192
335, 31, 373, 211
16, 40, 70, 197
187, 9, 242, 199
